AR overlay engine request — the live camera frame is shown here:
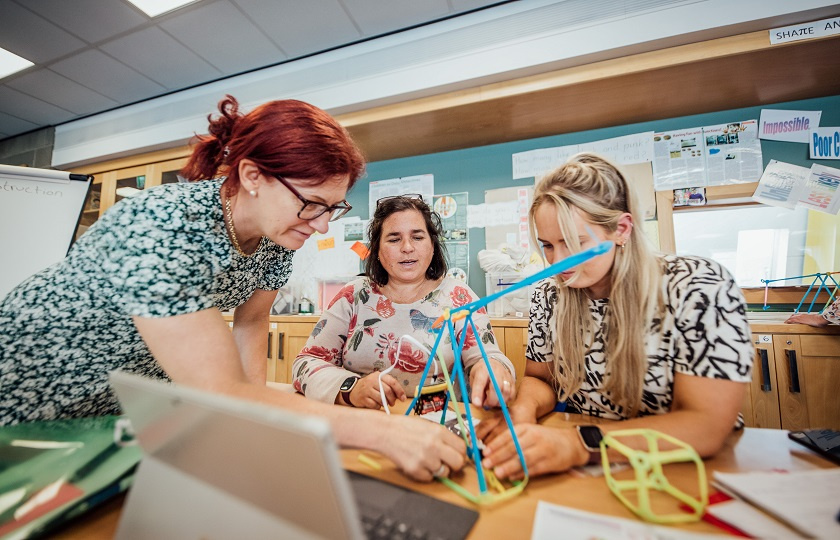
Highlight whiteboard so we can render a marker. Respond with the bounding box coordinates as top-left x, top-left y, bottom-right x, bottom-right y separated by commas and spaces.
0, 164, 92, 300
